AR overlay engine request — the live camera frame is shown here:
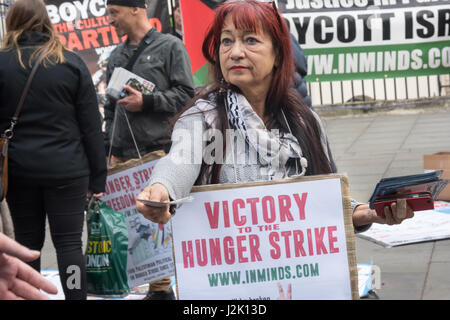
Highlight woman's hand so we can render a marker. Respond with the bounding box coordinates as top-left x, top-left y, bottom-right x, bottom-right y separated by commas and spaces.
88, 191, 104, 199
136, 183, 172, 224
87, 190, 104, 206
352, 200, 414, 227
